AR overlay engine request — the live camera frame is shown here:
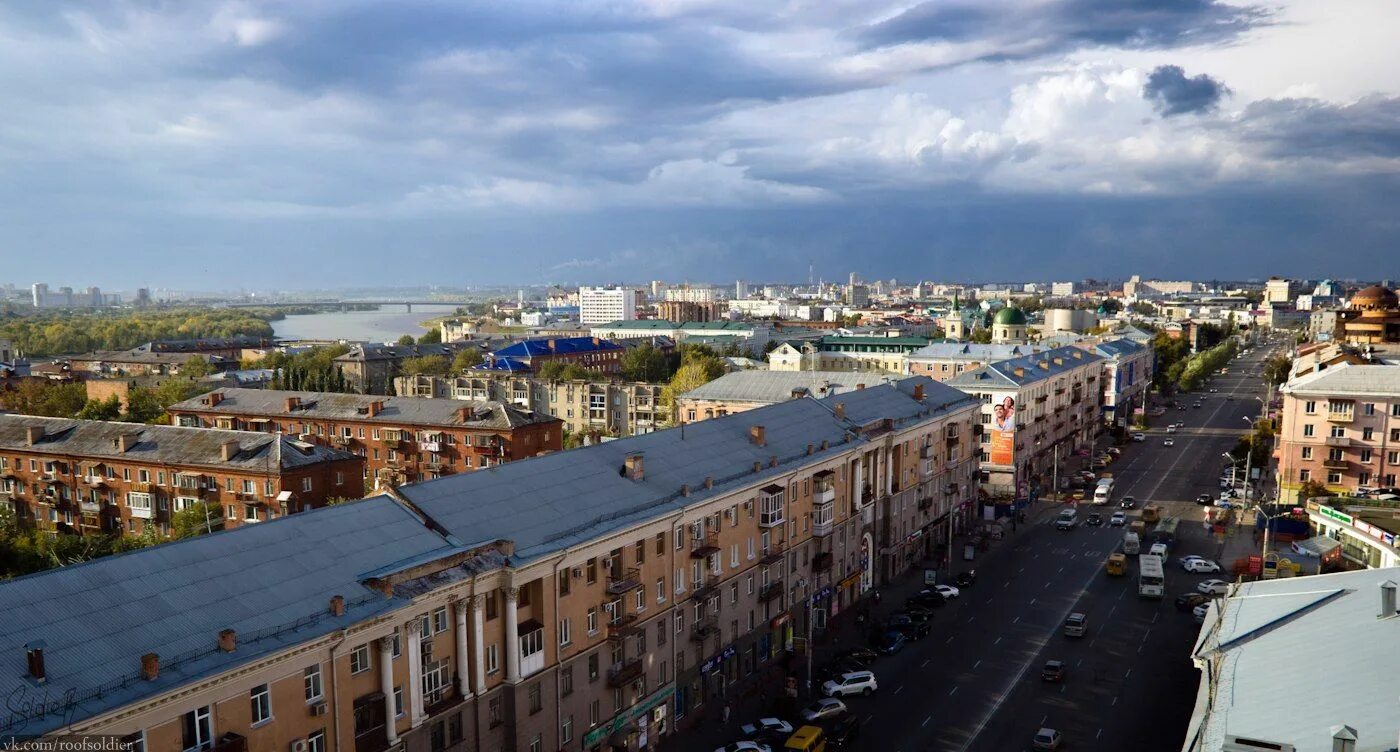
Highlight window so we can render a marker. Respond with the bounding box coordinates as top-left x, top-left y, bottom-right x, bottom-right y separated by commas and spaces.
589, 700, 601, 727
350, 644, 371, 674
562, 716, 574, 744
657, 620, 667, 648
307, 730, 326, 752
486, 644, 499, 673
587, 607, 598, 635
489, 697, 503, 728
181, 706, 212, 751
394, 686, 404, 718
1304, 400, 1316, 414
561, 665, 574, 696
656, 577, 666, 604
1361, 449, 1373, 464
433, 607, 449, 634
529, 682, 543, 714
559, 618, 572, 647
635, 539, 646, 564
250, 683, 272, 725
635, 589, 646, 612
1330, 425, 1346, 438
1365, 403, 1376, 416
1303, 424, 1315, 437
1363, 427, 1374, 441
304, 664, 323, 702
120, 732, 146, 752
1327, 471, 1342, 484
586, 559, 598, 584
485, 592, 499, 620
656, 532, 666, 555
558, 569, 571, 596
588, 654, 599, 681
1299, 469, 1311, 482
391, 630, 401, 658
1301, 447, 1313, 460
